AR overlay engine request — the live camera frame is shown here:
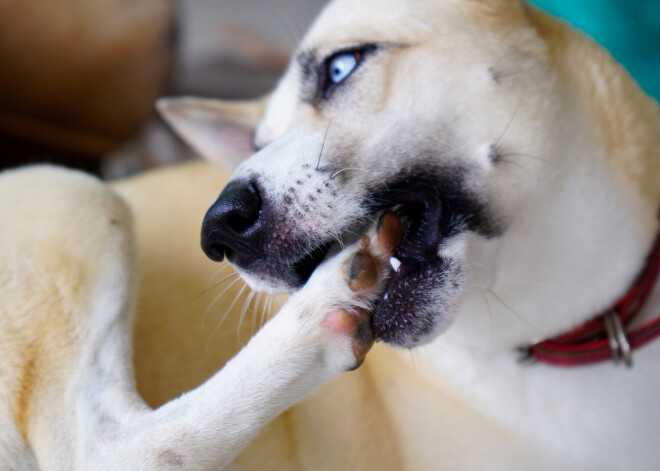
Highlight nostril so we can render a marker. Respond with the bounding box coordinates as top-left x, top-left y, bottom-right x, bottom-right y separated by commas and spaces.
228, 211, 255, 234
205, 242, 228, 262
223, 181, 262, 235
